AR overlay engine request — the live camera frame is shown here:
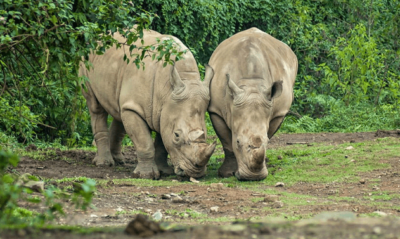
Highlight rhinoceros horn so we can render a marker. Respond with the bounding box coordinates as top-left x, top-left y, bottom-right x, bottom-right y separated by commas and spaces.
252, 146, 266, 165
203, 64, 214, 87
226, 74, 244, 98
170, 65, 186, 94
197, 141, 216, 167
